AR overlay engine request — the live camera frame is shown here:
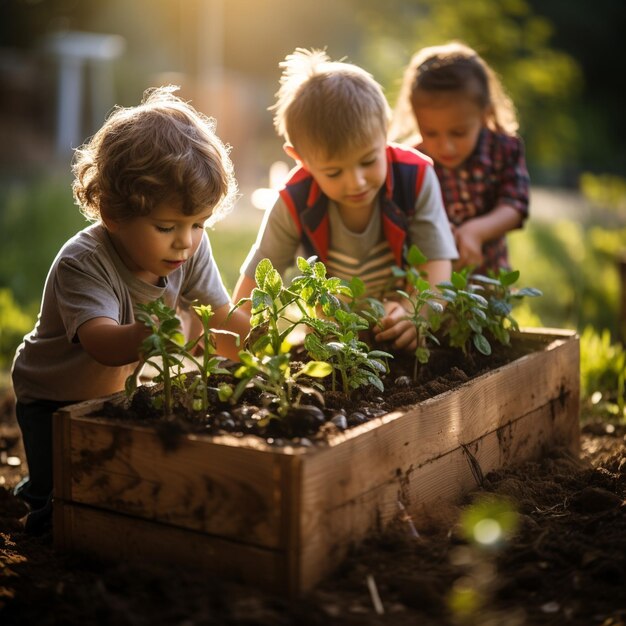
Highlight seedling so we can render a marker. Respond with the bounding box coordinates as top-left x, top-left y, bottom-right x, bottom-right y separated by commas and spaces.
125, 299, 188, 414
342, 276, 387, 331
435, 268, 491, 359
184, 303, 235, 411
393, 245, 444, 380
289, 255, 353, 317
231, 350, 332, 419
232, 257, 333, 417
304, 308, 391, 395
471, 269, 542, 346
234, 258, 301, 356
